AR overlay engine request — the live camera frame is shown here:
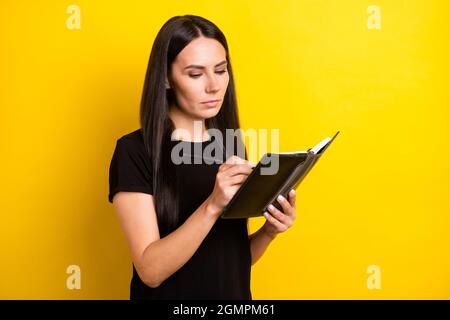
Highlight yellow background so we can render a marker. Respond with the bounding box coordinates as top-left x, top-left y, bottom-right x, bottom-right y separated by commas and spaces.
1, 0, 449, 299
